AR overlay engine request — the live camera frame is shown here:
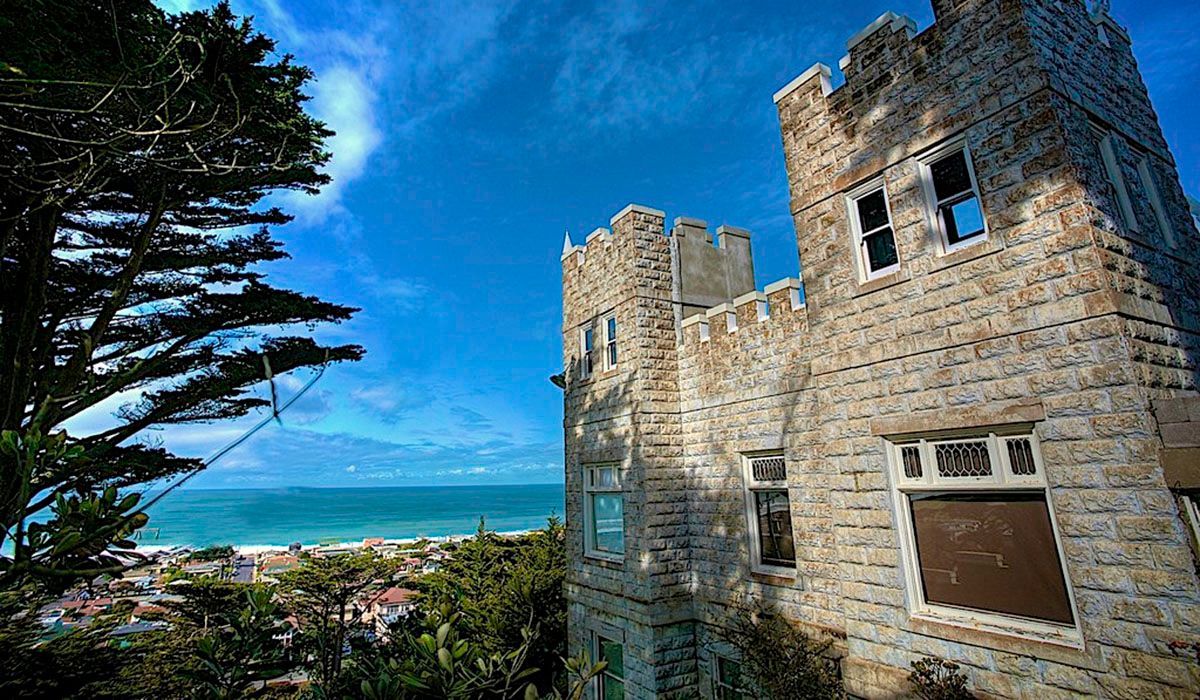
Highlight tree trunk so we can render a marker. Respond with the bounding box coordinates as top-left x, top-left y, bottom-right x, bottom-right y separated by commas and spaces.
0, 206, 58, 431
